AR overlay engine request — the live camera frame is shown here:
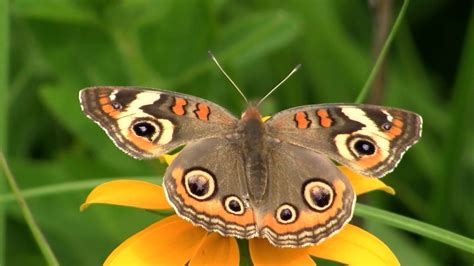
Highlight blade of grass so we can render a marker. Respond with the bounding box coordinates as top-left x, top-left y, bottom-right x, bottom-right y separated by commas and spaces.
0, 0, 9, 264
355, 0, 409, 103
0, 153, 60, 266
0, 176, 159, 204
355, 203, 474, 254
